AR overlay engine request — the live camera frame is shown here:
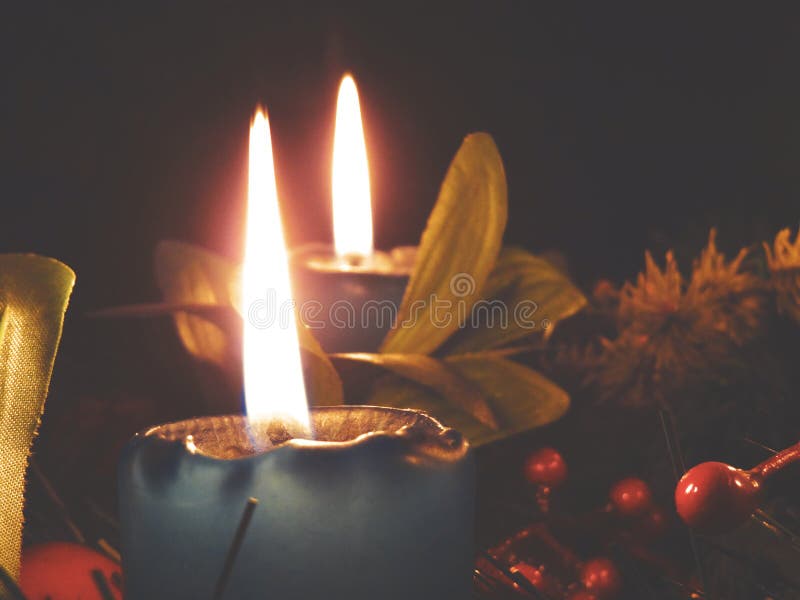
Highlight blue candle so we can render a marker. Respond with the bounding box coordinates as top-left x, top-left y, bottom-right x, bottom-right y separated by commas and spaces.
118, 407, 474, 599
